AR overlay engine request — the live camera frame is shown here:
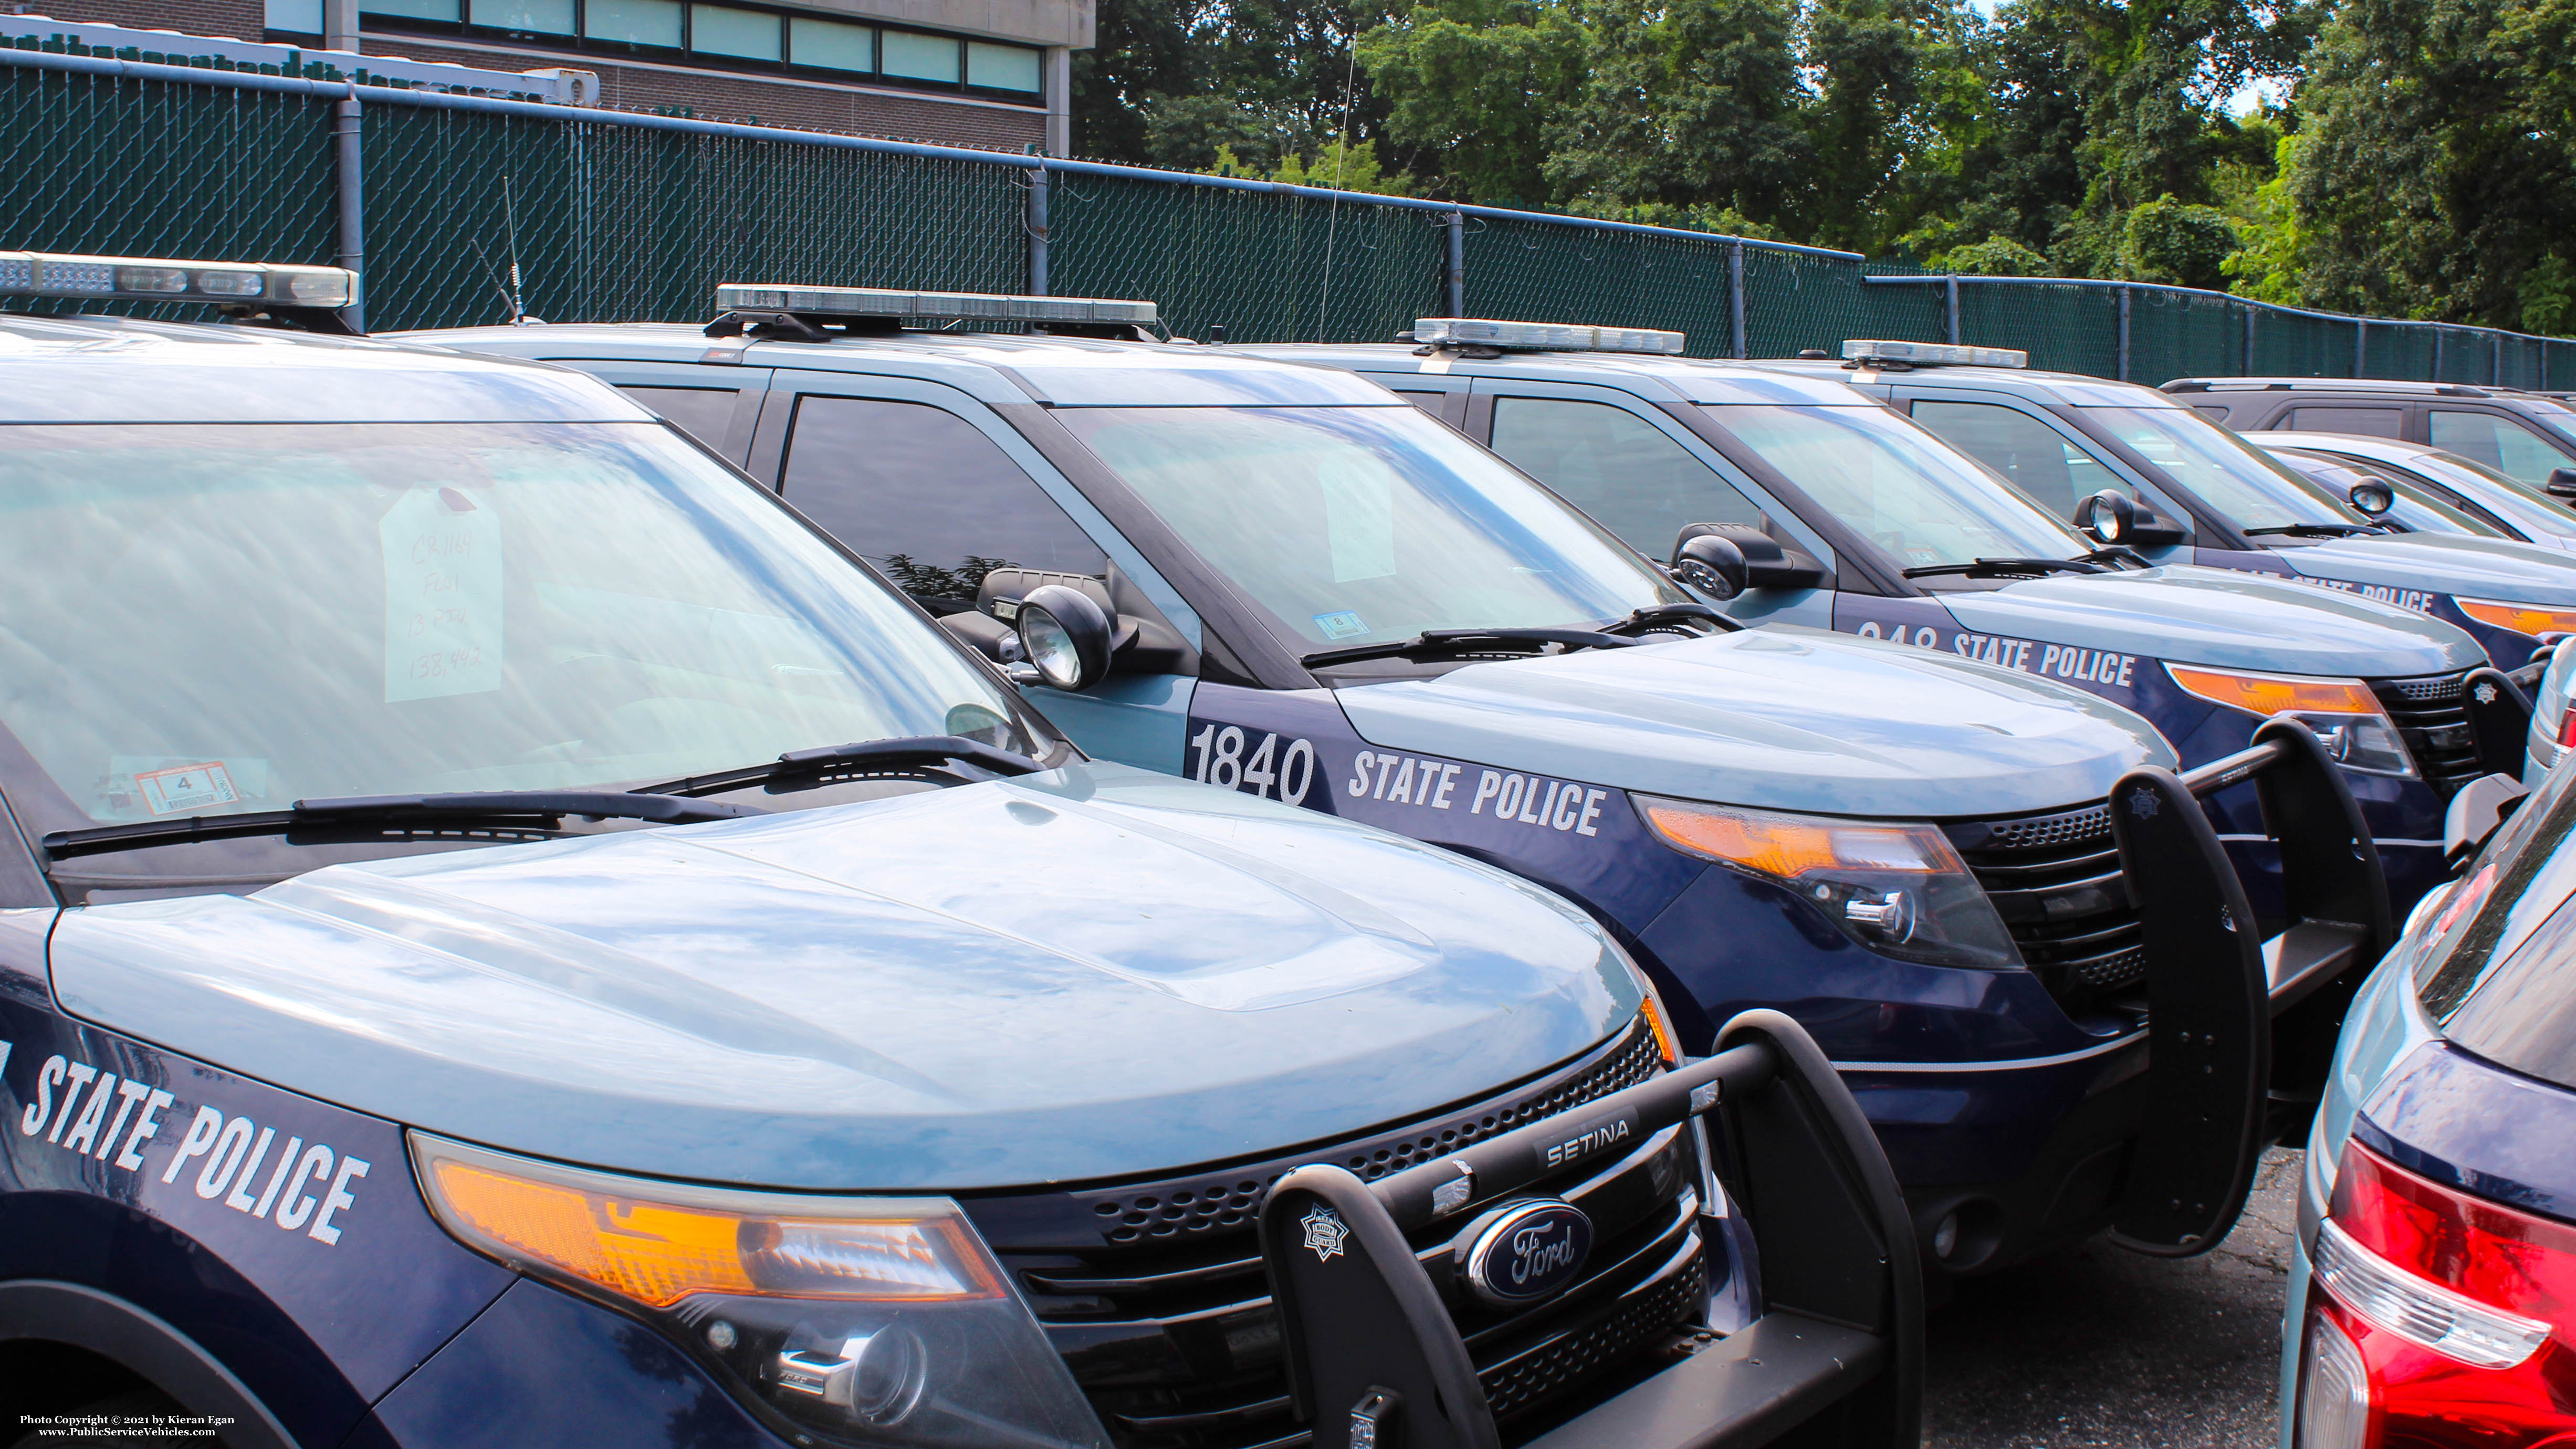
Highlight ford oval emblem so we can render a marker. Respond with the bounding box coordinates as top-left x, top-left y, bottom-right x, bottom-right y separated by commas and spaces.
1459, 1200, 1593, 1308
